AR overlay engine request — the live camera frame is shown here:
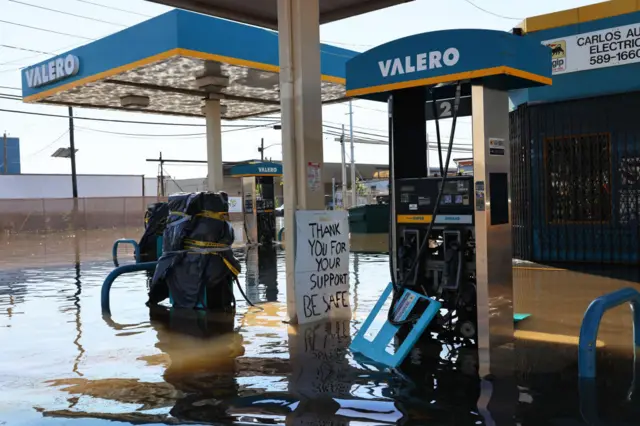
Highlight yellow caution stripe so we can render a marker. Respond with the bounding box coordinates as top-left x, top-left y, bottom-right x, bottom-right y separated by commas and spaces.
397, 214, 433, 224
183, 239, 228, 249
196, 210, 229, 221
